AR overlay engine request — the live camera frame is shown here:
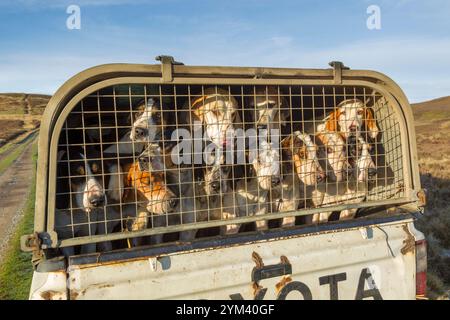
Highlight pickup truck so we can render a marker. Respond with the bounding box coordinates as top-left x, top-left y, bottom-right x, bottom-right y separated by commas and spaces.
21, 58, 427, 300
